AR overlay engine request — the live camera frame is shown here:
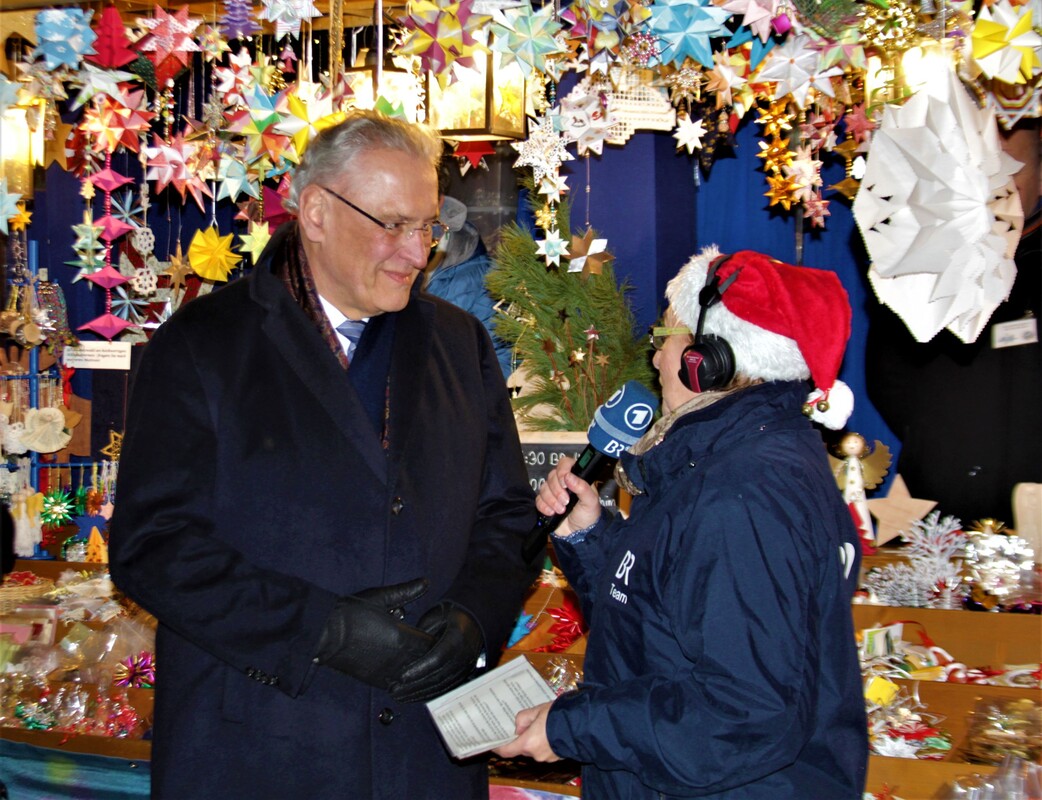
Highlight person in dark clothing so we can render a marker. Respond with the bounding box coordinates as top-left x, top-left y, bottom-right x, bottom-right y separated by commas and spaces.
865, 119, 1041, 527
497, 248, 868, 799
108, 111, 540, 800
